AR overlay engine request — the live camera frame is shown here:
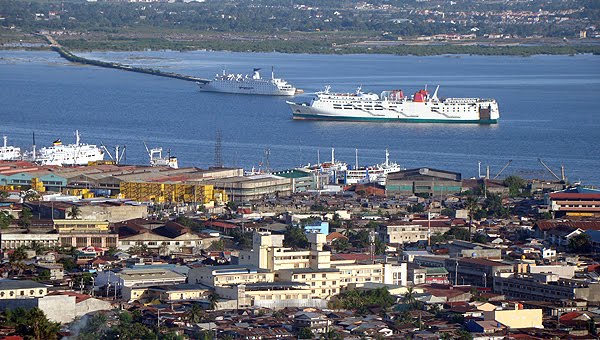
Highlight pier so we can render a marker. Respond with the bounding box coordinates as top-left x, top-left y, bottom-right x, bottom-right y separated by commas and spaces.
42, 34, 209, 84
